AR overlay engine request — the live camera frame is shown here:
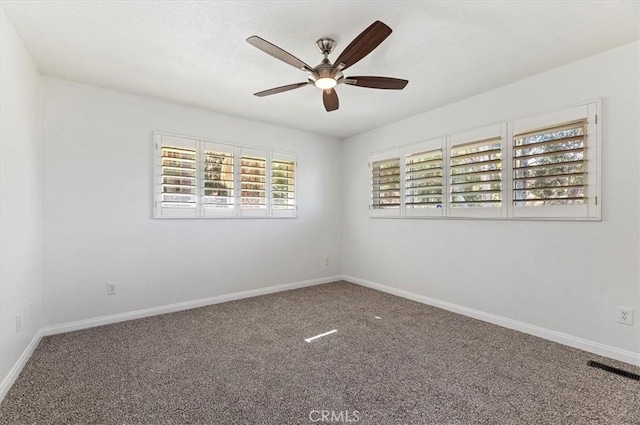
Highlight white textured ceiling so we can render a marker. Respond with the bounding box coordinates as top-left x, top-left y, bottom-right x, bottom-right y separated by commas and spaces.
2, 1, 638, 138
